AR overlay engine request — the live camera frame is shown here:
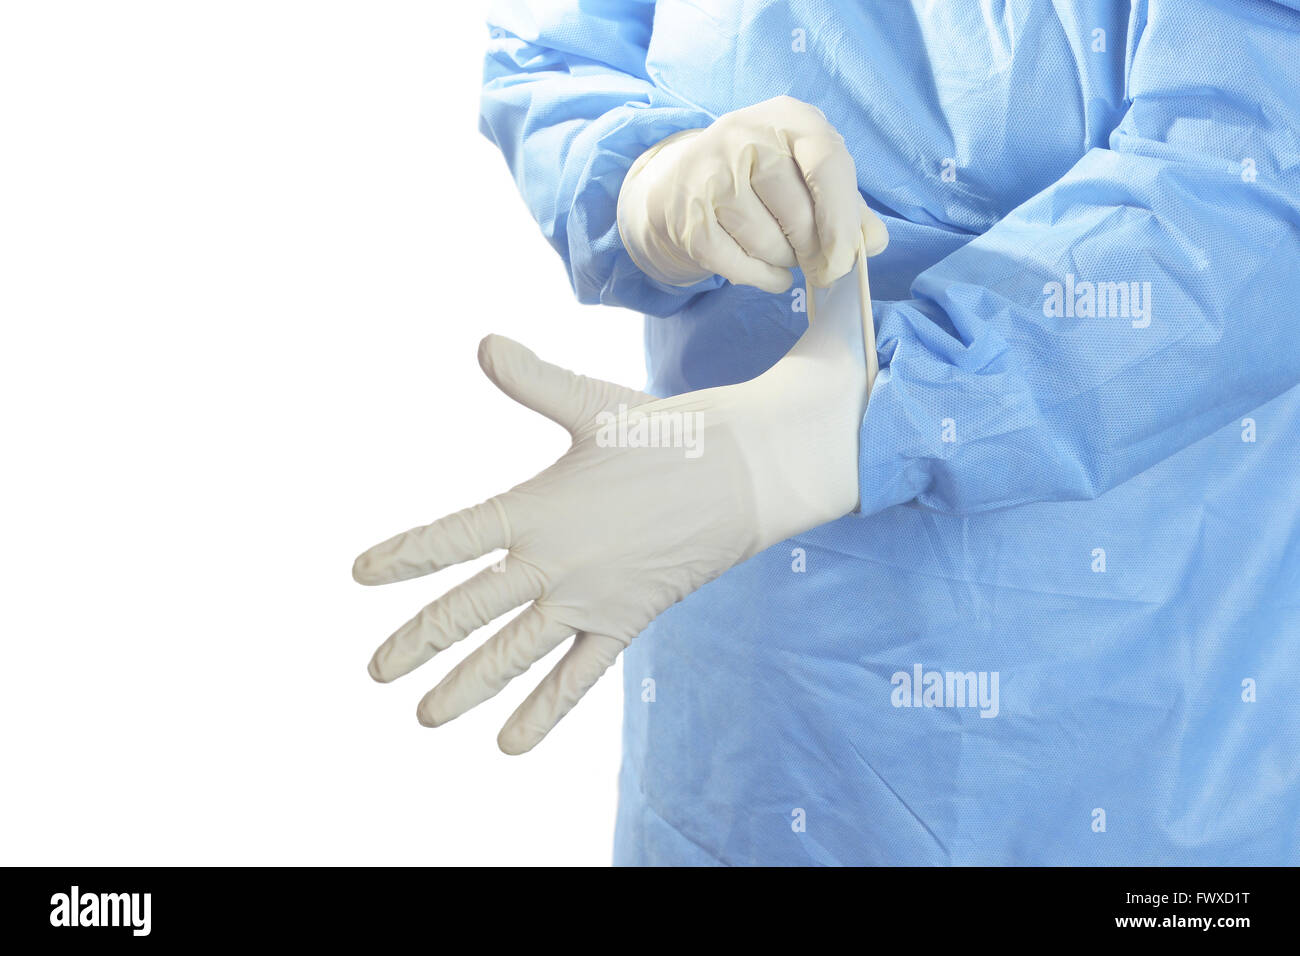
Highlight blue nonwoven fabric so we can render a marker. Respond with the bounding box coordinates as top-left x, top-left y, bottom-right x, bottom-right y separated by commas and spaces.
481, 0, 1300, 864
